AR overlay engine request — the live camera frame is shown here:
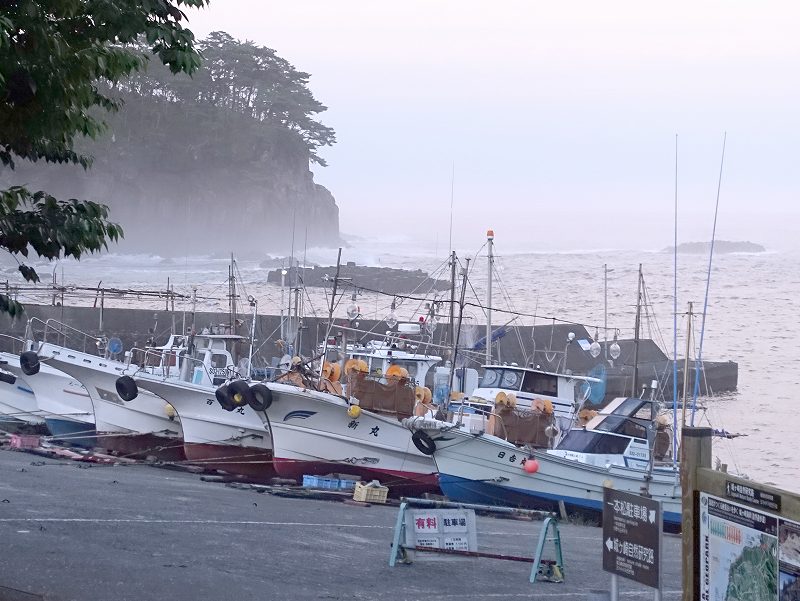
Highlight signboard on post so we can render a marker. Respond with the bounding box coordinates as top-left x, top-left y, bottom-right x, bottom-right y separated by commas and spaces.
696, 492, 800, 601
602, 487, 662, 590
403, 508, 478, 554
